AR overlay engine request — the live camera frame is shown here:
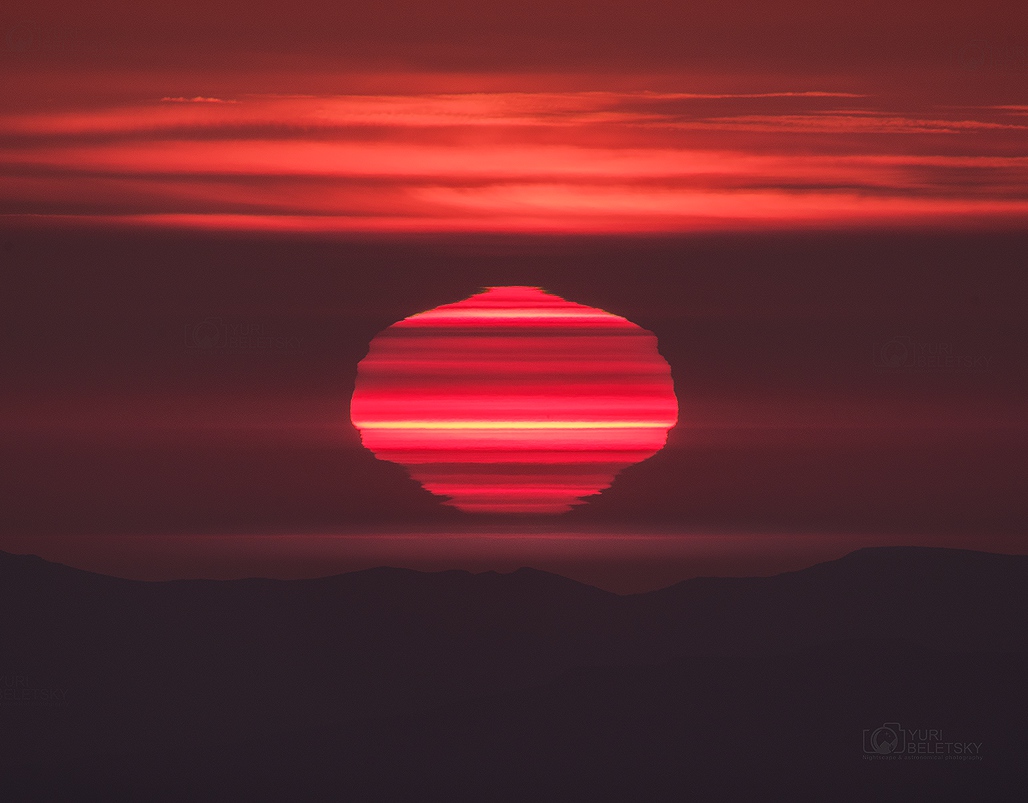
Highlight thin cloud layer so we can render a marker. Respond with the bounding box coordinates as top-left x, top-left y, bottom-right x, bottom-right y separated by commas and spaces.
2, 89, 1026, 233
